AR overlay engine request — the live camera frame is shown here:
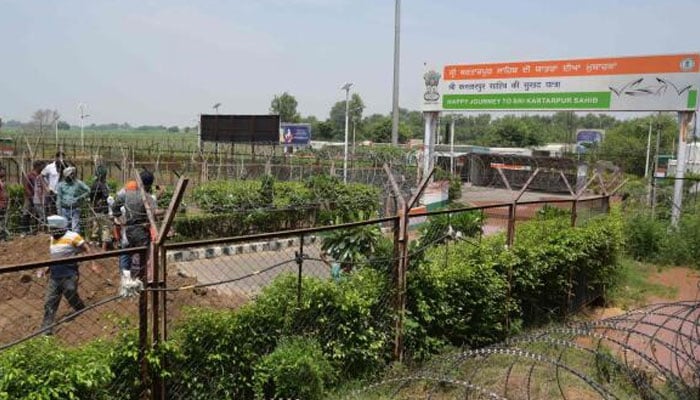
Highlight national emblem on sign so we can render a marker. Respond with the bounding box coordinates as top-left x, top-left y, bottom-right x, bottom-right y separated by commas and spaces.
423, 70, 441, 102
